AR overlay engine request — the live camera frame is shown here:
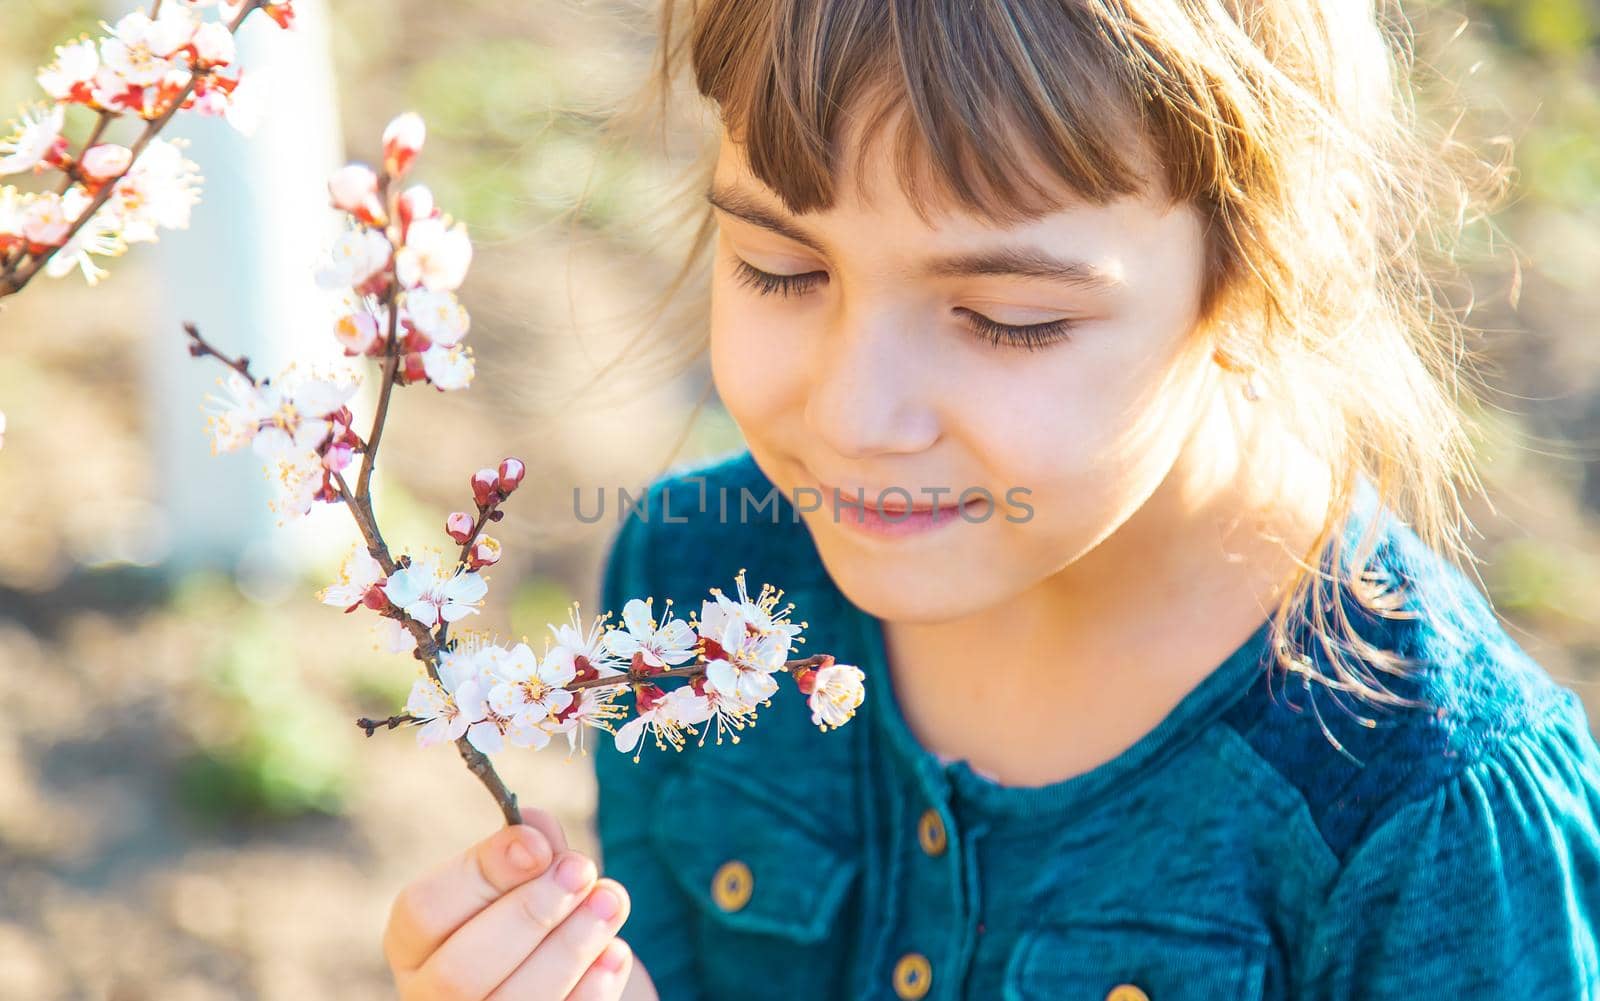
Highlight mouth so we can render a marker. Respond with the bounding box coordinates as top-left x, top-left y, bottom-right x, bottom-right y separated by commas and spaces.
805, 471, 988, 538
